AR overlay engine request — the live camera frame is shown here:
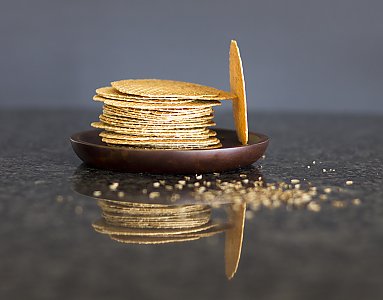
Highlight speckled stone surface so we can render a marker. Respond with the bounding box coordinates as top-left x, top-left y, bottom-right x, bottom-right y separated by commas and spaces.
0, 109, 382, 300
